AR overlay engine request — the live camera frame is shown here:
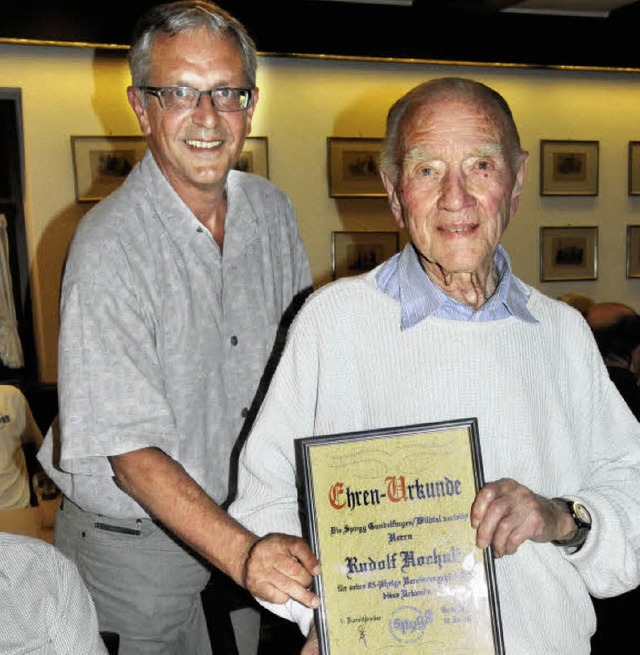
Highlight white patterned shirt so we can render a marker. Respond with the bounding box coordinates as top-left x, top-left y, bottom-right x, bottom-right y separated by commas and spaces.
38, 150, 312, 518
0, 532, 108, 654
